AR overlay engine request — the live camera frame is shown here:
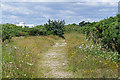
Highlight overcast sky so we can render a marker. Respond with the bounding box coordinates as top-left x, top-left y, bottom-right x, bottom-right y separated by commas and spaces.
1, 0, 119, 25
